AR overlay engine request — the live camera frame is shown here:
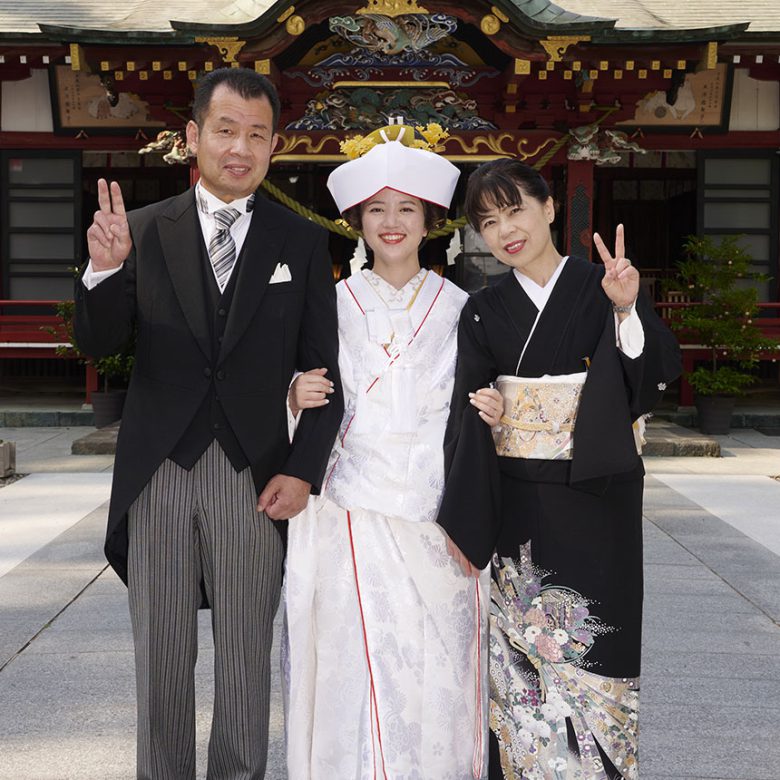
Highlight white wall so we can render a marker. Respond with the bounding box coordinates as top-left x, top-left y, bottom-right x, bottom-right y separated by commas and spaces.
1, 69, 54, 132
729, 68, 780, 131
